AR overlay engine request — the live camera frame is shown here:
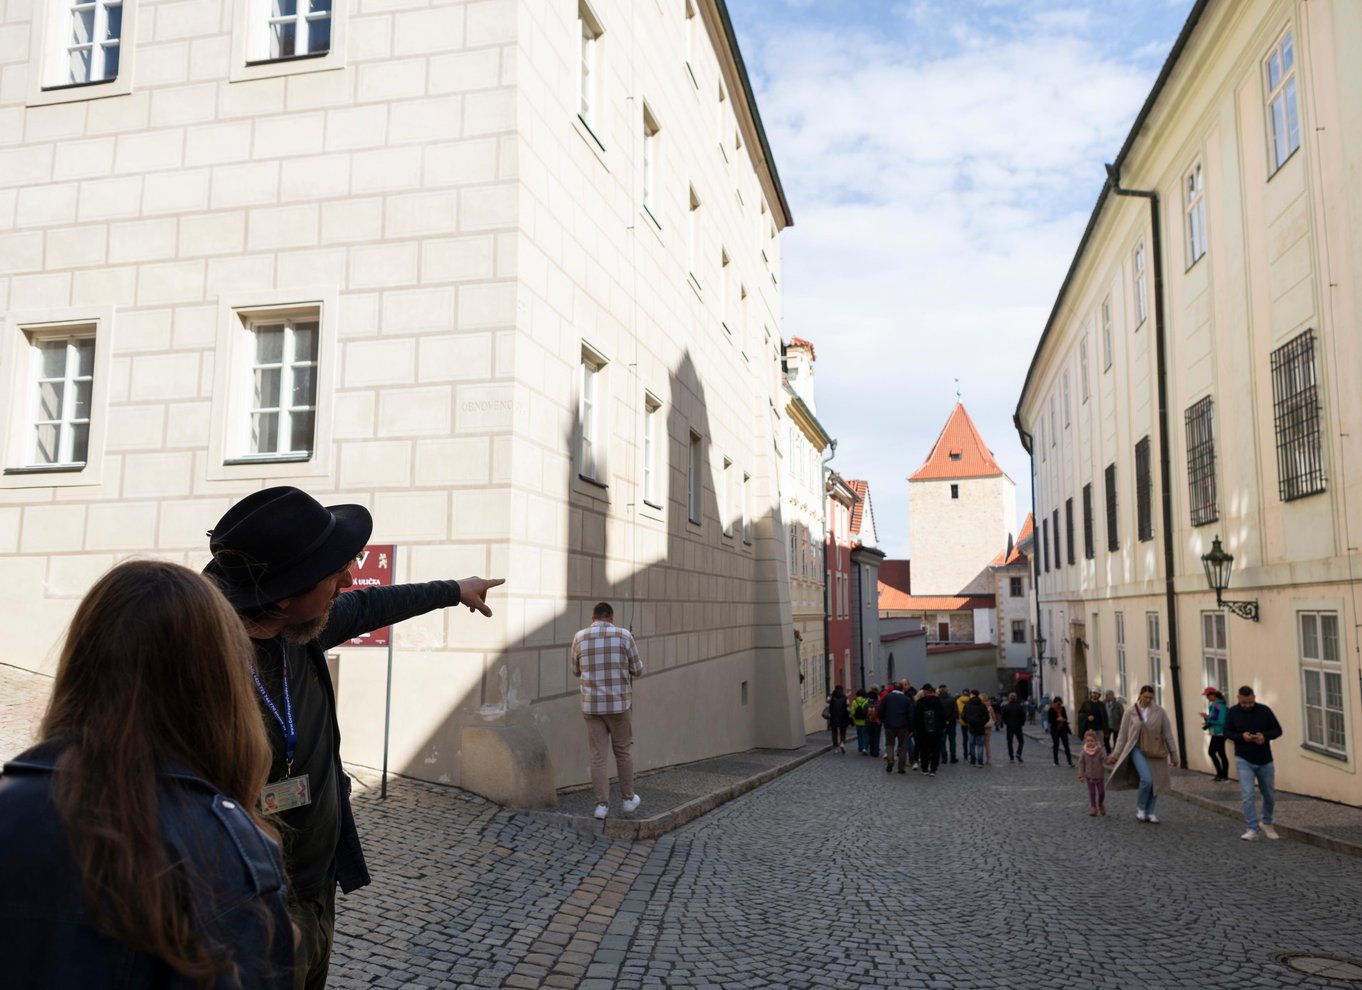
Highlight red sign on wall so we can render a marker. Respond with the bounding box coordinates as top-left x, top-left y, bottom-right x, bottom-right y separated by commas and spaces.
343, 544, 395, 647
